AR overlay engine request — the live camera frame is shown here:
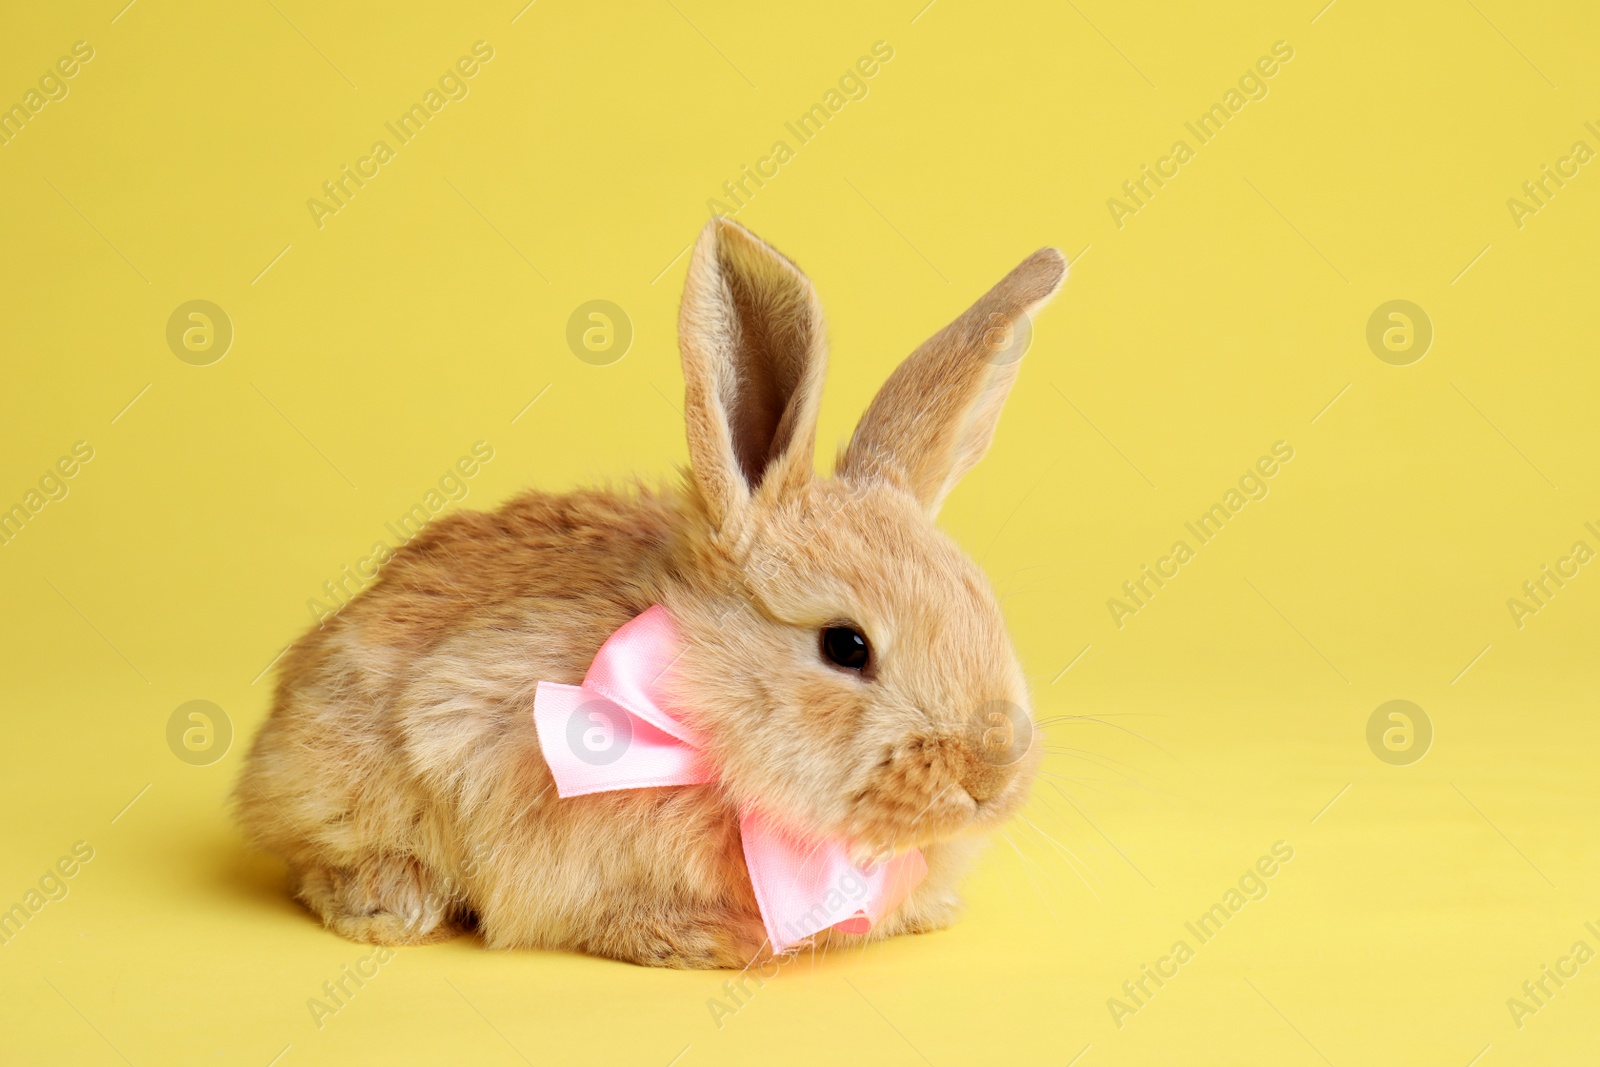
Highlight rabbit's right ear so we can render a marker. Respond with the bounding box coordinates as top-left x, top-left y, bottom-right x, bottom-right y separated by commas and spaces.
678, 219, 828, 532
838, 248, 1066, 515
